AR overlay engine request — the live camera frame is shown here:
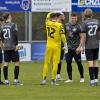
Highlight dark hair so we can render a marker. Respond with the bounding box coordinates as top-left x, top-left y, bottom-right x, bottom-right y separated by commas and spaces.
0, 16, 4, 21
55, 13, 63, 17
3, 12, 11, 20
50, 13, 57, 19
71, 13, 77, 17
